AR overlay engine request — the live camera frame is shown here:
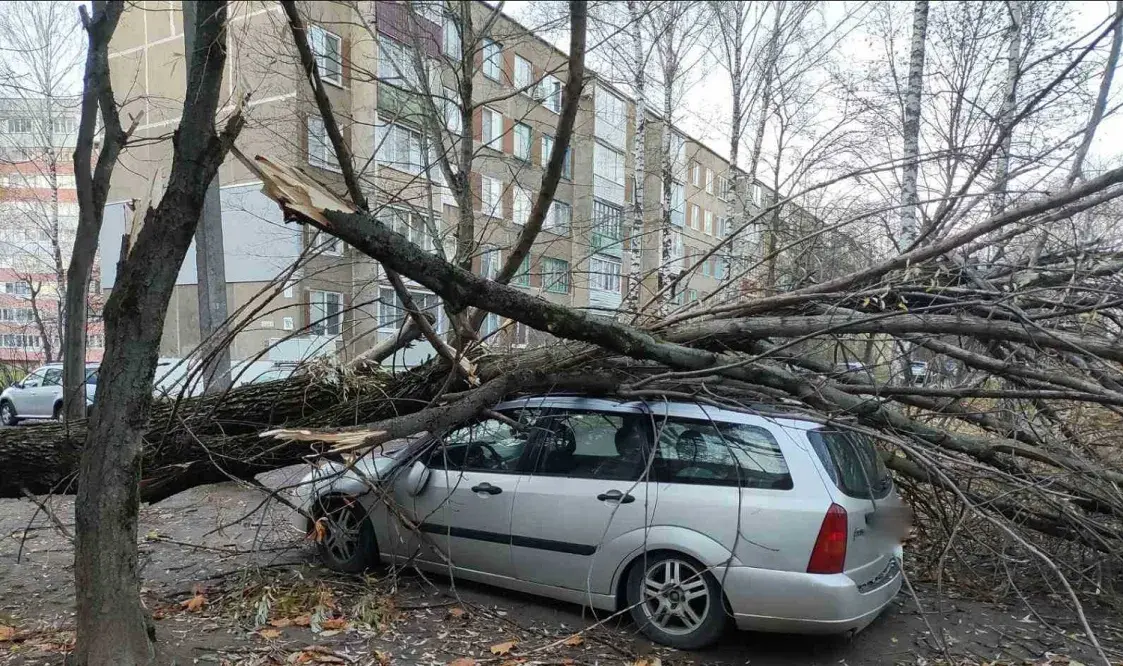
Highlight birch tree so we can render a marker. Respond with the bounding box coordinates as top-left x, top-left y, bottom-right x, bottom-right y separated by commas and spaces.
898, 0, 929, 250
